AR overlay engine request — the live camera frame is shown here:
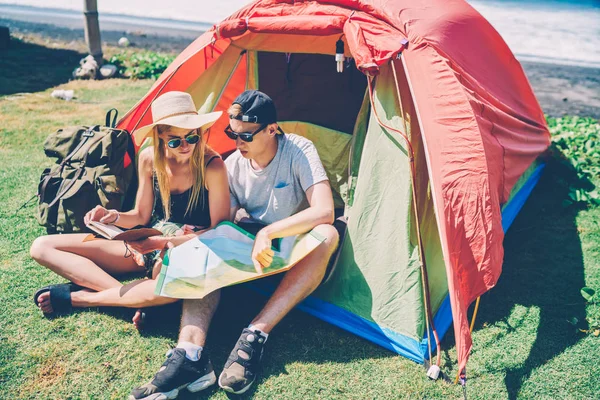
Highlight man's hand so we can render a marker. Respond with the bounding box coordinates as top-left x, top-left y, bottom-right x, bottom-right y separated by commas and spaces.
251, 230, 274, 273
127, 236, 169, 254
